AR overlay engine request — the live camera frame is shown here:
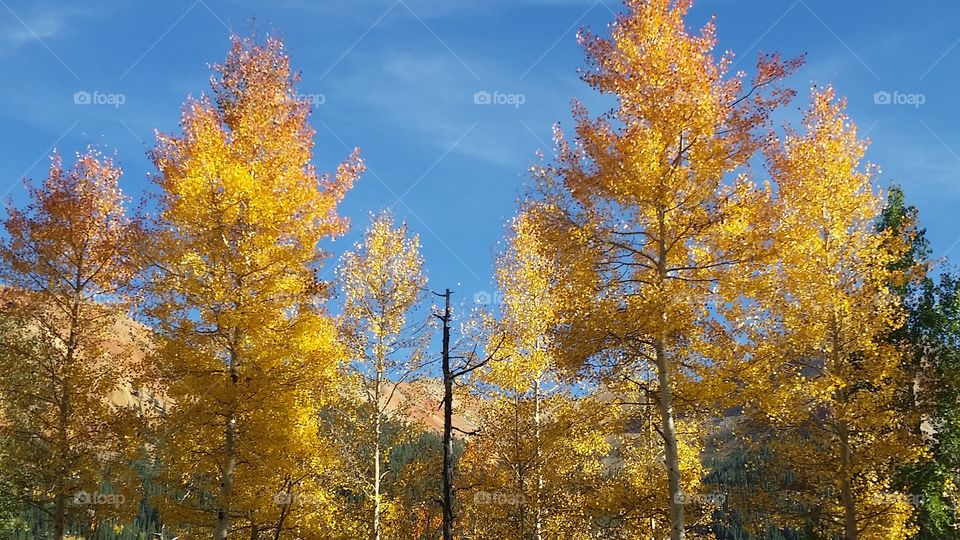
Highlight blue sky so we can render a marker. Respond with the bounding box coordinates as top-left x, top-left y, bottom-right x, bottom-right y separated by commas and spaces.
1, 0, 958, 314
